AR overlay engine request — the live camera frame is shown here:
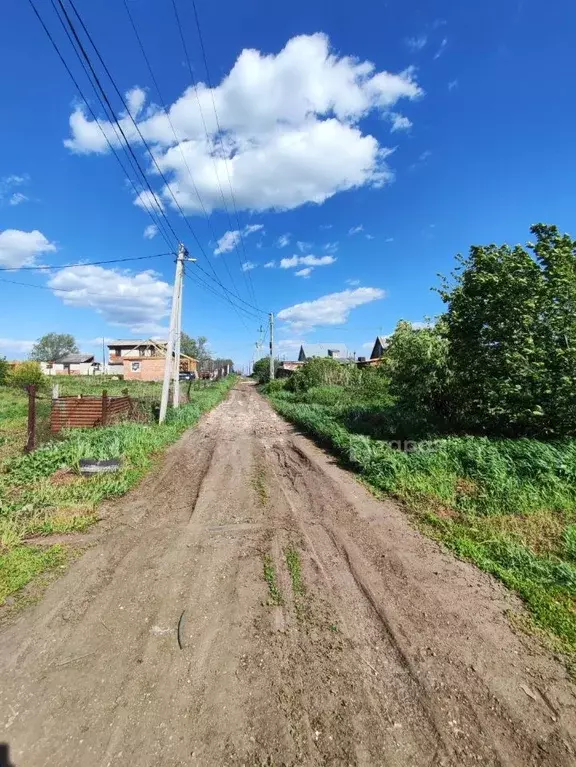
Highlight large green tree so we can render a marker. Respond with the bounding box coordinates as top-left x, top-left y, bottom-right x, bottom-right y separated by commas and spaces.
439, 224, 576, 436
29, 333, 79, 363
